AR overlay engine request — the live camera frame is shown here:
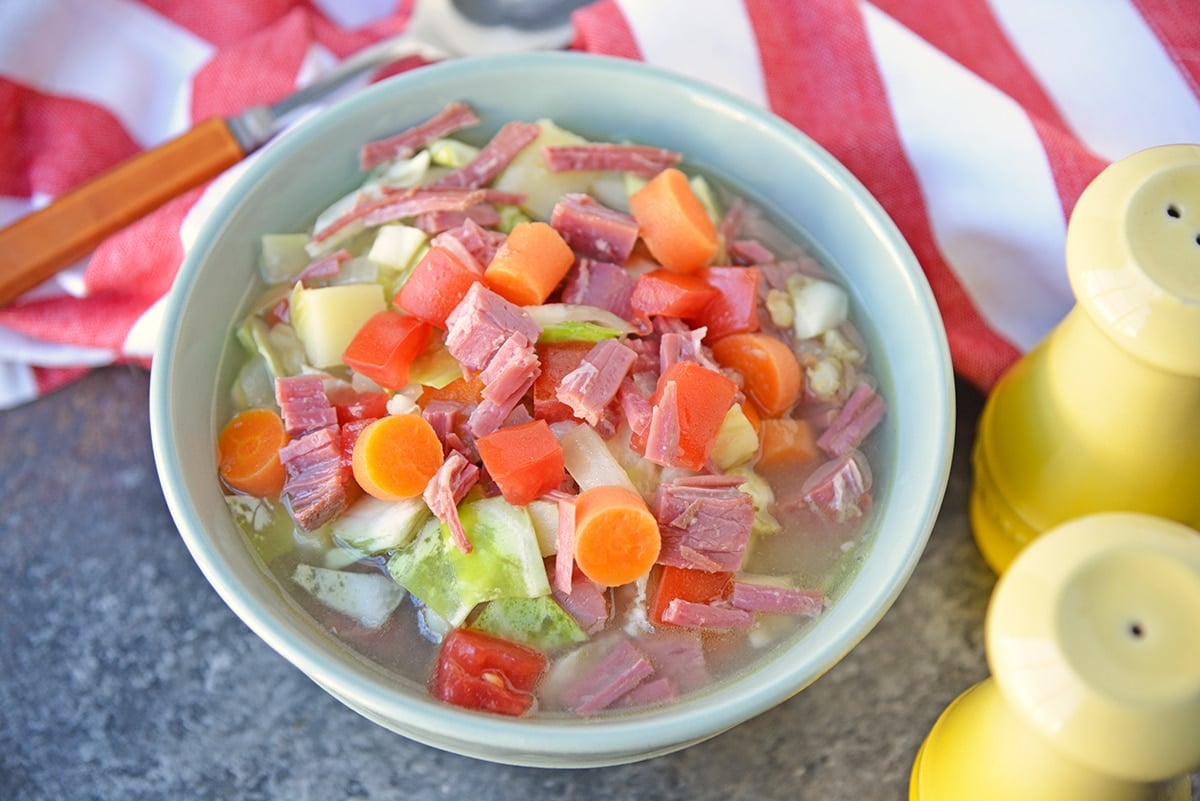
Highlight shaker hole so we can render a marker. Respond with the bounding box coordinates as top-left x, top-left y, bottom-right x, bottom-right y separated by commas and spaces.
1167, 204, 1181, 218
1127, 621, 1146, 640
